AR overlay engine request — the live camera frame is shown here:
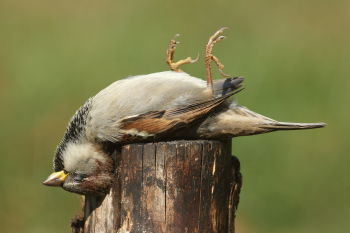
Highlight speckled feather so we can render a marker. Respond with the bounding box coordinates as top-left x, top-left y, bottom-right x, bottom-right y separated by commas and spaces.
53, 98, 93, 172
